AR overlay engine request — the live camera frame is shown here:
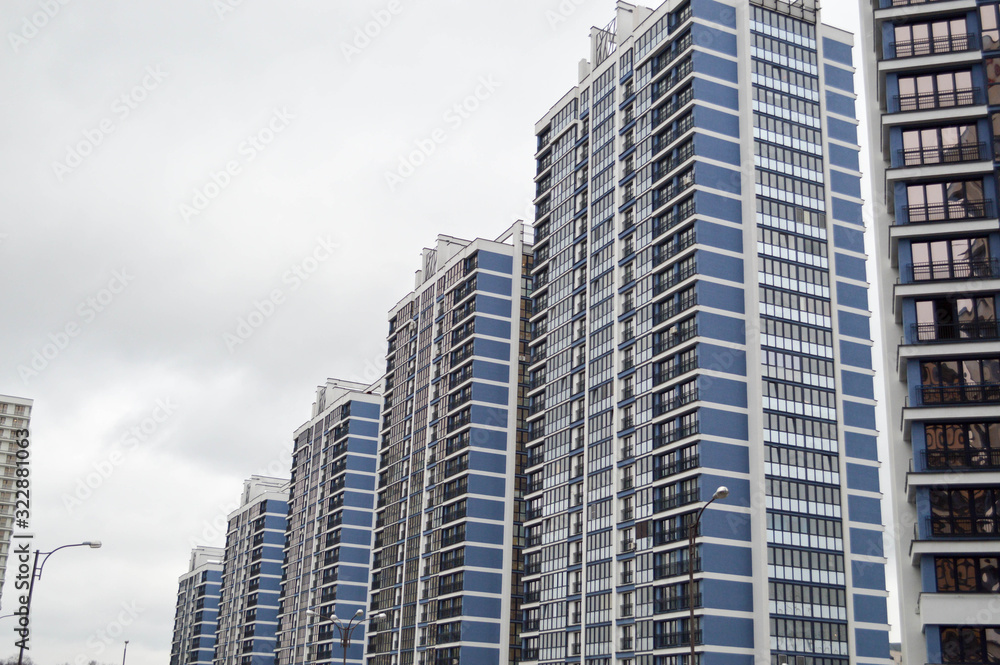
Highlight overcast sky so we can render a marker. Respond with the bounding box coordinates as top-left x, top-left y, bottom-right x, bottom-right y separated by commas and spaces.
0, 1, 879, 664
